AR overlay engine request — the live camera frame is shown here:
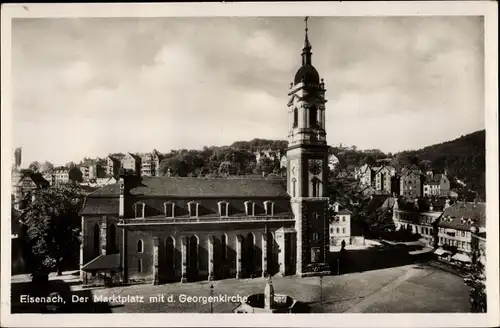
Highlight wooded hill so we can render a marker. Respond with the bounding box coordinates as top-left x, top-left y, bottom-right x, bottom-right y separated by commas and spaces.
395, 130, 485, 200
